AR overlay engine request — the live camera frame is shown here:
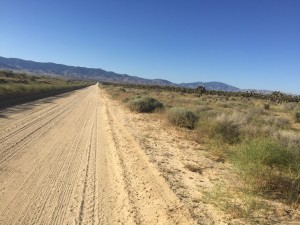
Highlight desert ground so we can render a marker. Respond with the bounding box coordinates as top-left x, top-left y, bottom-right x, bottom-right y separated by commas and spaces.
0, 85, 197, 225
1, 84, 299, 225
